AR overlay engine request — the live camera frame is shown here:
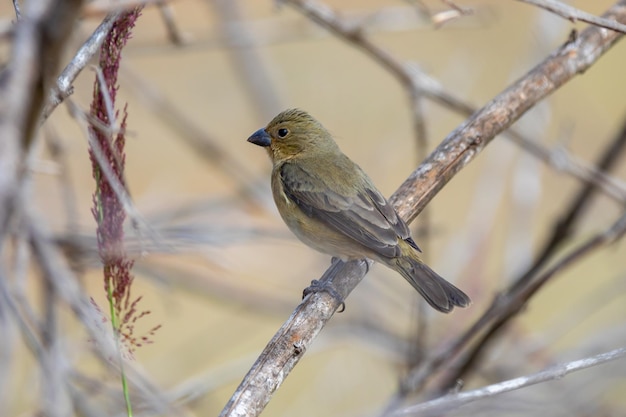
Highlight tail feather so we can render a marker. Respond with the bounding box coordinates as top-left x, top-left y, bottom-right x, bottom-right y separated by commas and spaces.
394, 256, 470, 313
